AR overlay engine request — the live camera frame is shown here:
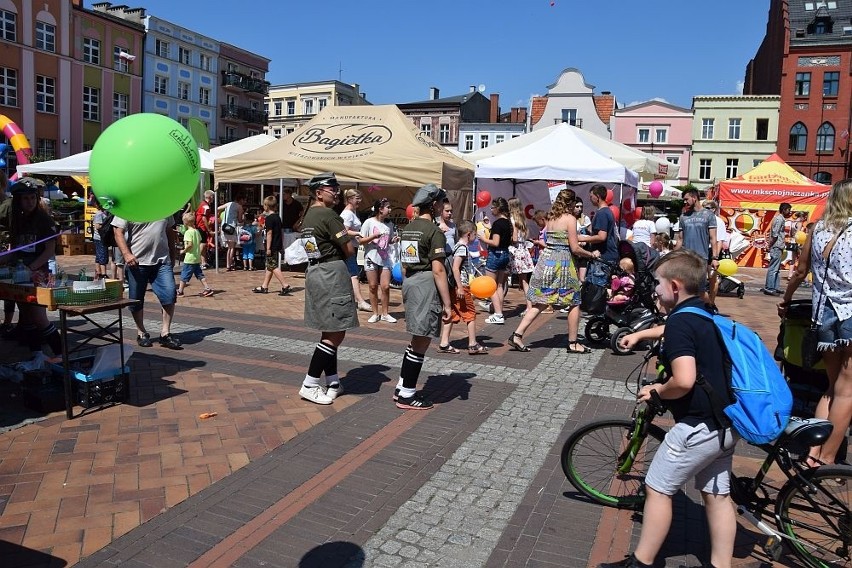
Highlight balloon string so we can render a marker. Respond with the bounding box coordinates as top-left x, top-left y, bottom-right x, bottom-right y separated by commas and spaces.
0, 232, 67, 259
